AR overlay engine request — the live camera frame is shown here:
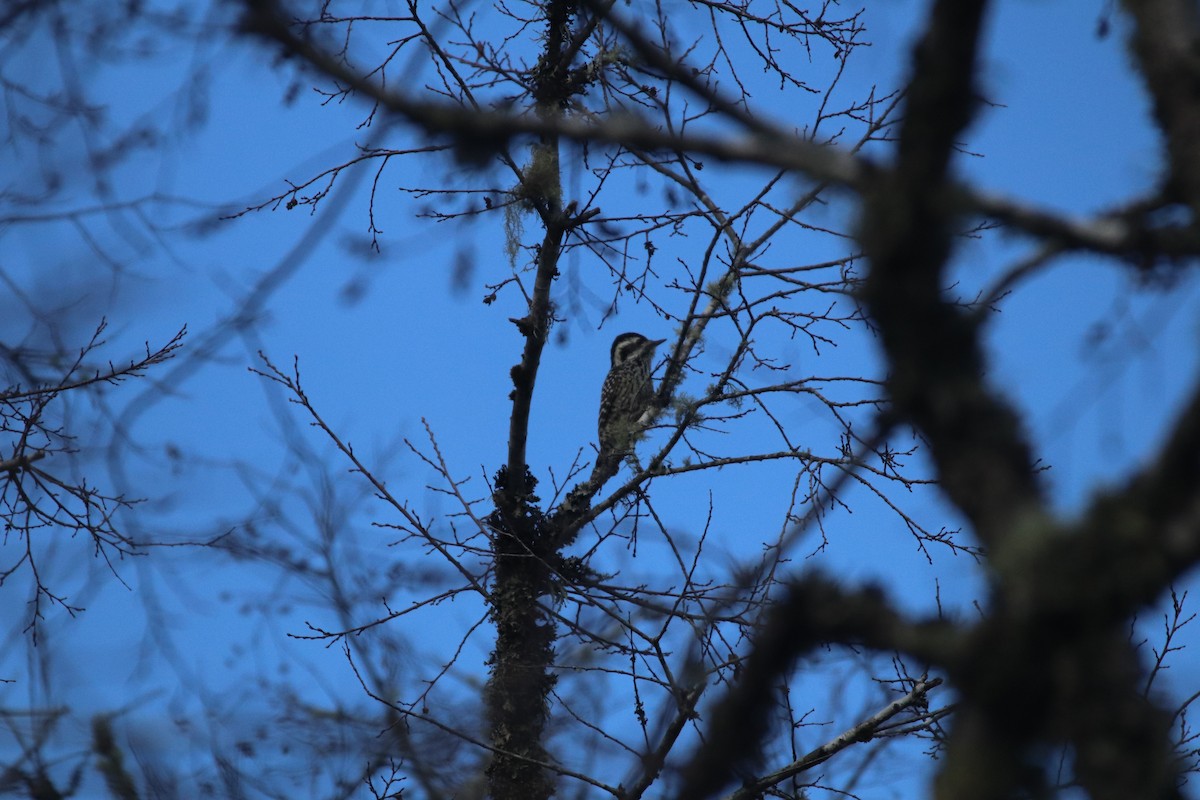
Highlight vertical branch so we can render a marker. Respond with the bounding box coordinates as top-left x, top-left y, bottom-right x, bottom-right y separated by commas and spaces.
486, 3, 579, 799
857, 1, 1038, 796
1120, 0, 1200, 215
859, 0, 1040, 547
